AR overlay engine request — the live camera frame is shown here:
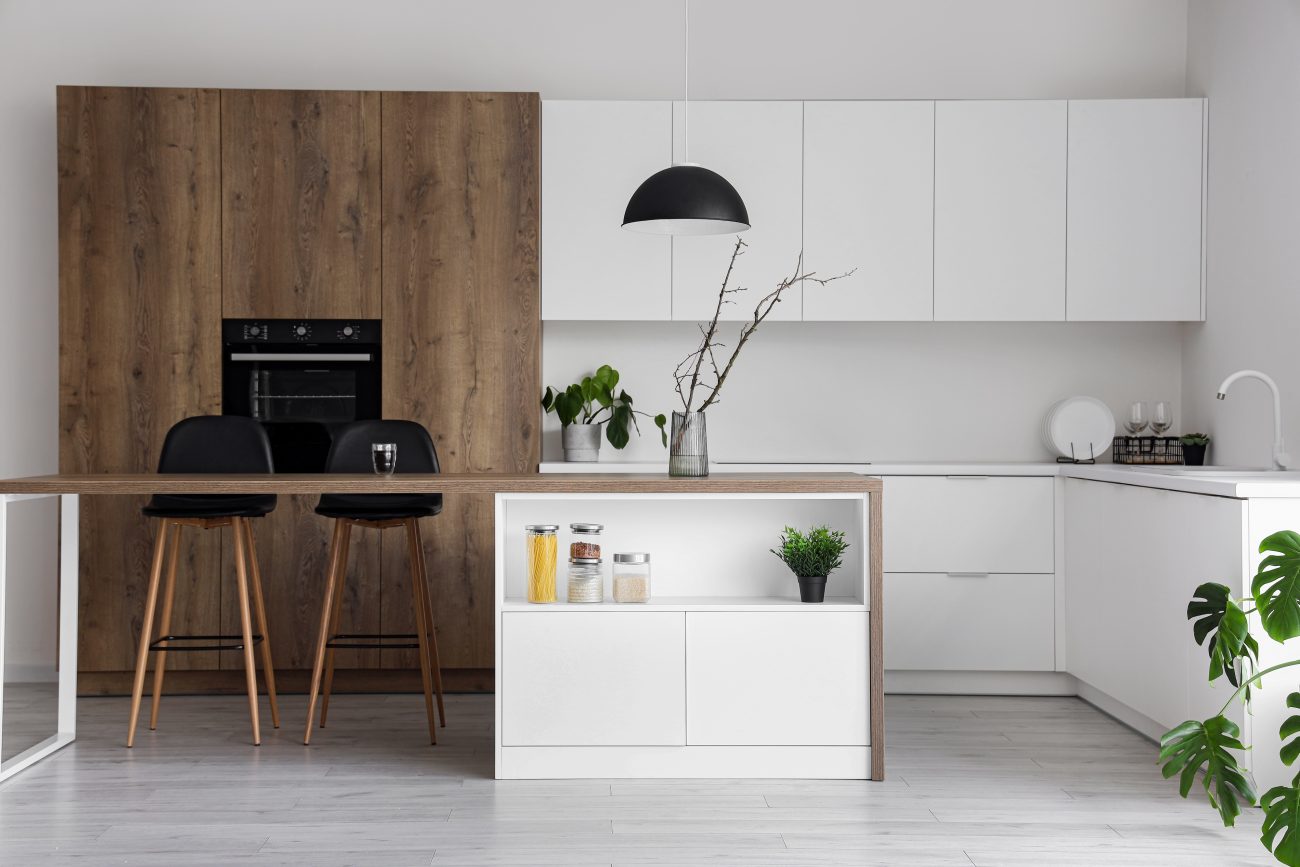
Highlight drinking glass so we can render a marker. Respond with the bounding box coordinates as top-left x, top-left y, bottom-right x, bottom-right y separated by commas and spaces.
371, 443, 397, 475
1124, 401, 1150, 435
1151, 401, 1173, 436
